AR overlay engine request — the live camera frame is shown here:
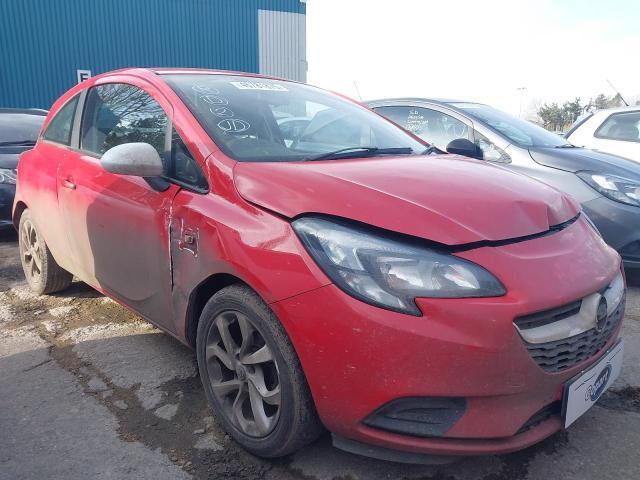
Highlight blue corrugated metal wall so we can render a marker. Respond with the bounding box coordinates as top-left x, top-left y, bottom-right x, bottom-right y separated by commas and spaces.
0, 0, 306, 109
